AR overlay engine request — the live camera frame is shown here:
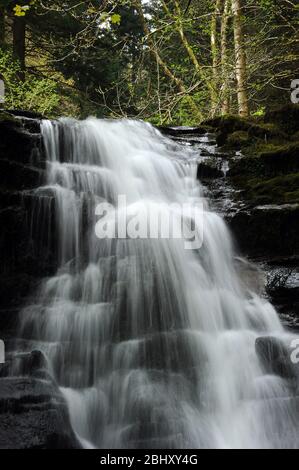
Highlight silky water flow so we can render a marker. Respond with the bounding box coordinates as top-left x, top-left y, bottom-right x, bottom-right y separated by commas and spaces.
19, 118, 299, 449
